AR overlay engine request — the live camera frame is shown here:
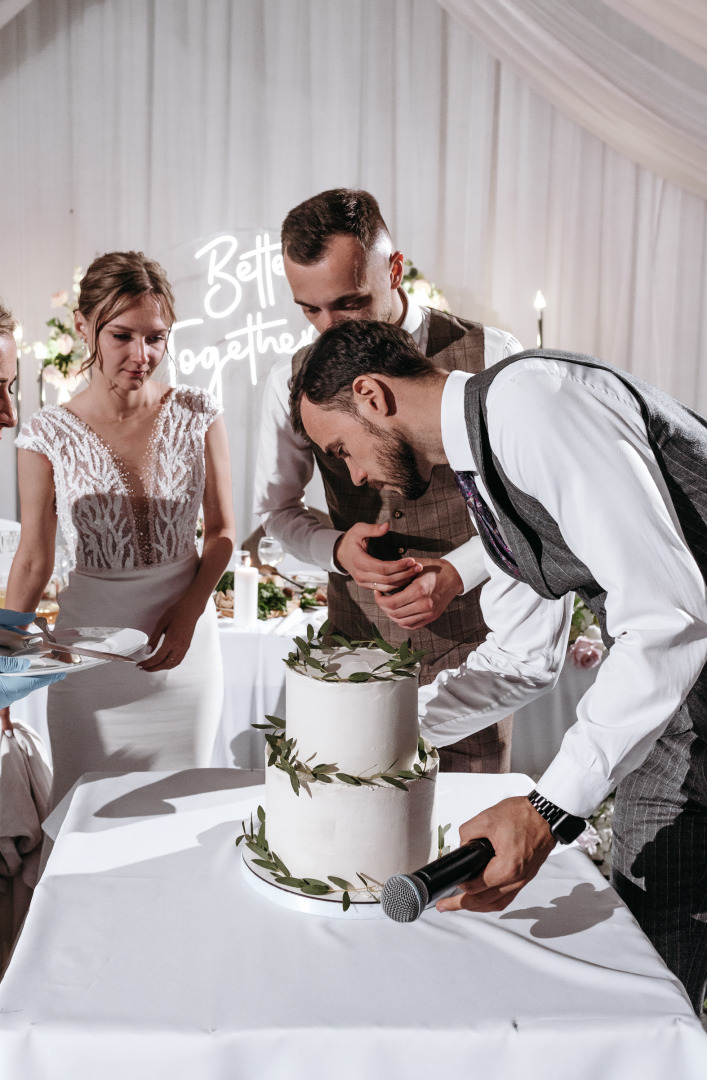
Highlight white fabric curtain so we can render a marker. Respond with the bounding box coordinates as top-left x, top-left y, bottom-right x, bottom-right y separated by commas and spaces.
0, 0, 32, 32
0, 0, 705, 534
437, 0, 707, 199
